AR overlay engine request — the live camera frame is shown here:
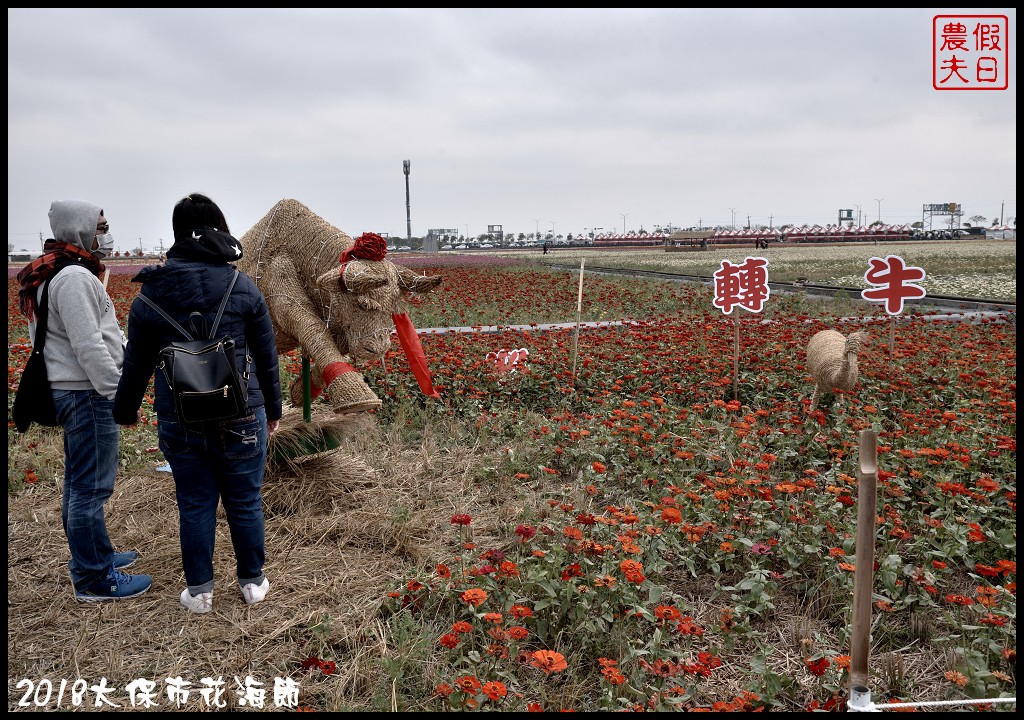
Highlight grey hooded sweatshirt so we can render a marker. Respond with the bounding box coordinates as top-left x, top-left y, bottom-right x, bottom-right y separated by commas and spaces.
31, 199, 124, 399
